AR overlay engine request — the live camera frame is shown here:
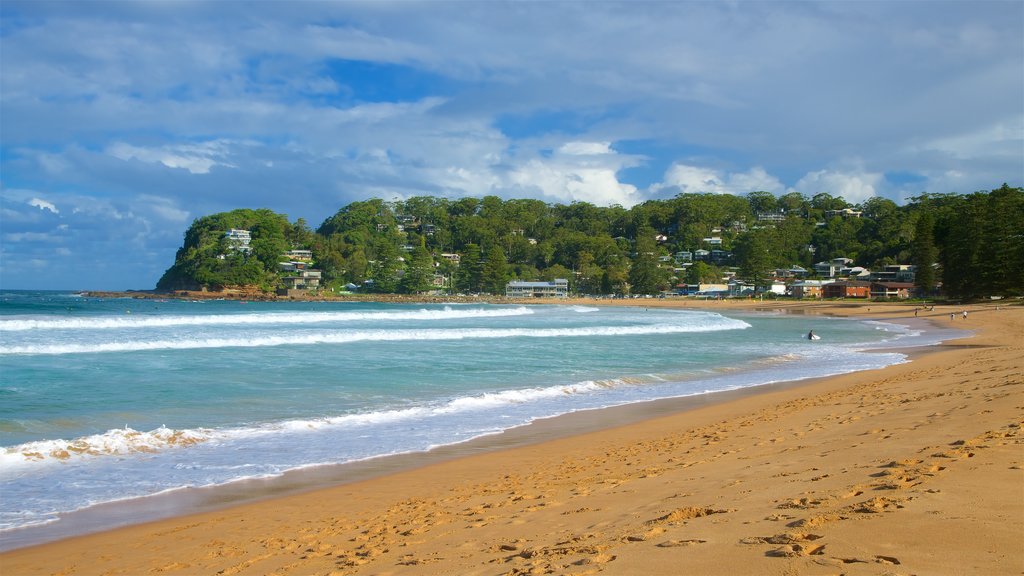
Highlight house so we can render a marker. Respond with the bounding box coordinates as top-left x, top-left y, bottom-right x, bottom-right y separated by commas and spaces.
789, 279, 831, 299
728, 279, 755, 297
695, 283, 729, 298
814, 258, 853, 278
756, 210, 787, 223
693, 249, 710, 261
870, 265, 915, 283
822, 280, 870, 299
277, 268, 322, 296
440, 253, 461, 263
825, 208, 863, 218
703, 236, 723, 246
283, 249, 313, 262
710, 250, 732, 265
674, 251, 693, 263
225, 229, 252, 253
506, 279, 569, 298
870, 281, 915, 299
